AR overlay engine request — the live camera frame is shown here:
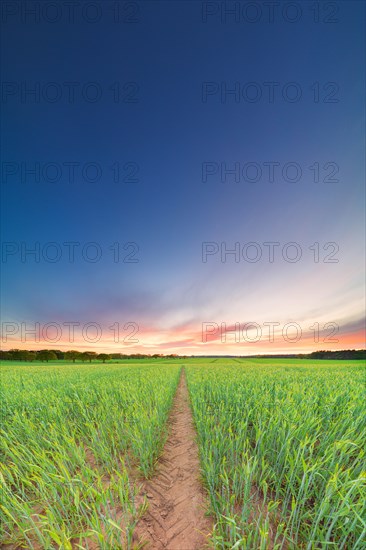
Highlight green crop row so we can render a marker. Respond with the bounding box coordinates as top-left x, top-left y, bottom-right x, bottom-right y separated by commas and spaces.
0, 361, 181, 549
186, 359, 366, 549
